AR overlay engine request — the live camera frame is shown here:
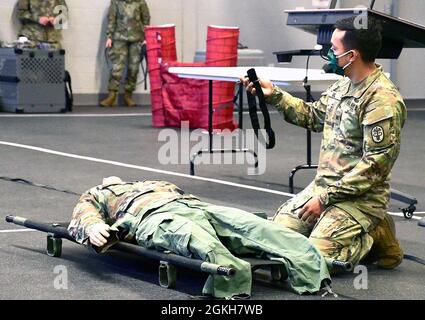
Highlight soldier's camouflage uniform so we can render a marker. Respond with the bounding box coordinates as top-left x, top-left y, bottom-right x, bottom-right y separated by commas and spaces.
106, 0, 150, 93
266, 65, 407, 266
68, 179, 330, 299
16, 0, 68, 49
